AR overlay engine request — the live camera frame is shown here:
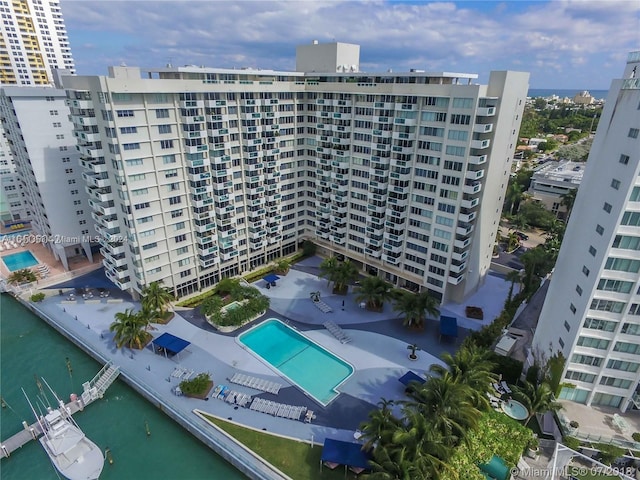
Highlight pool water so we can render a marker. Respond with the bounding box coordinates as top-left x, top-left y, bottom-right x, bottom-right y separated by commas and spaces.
1, 250, 38, 272
502, 399, 528, 420
239, 319, 353, 405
